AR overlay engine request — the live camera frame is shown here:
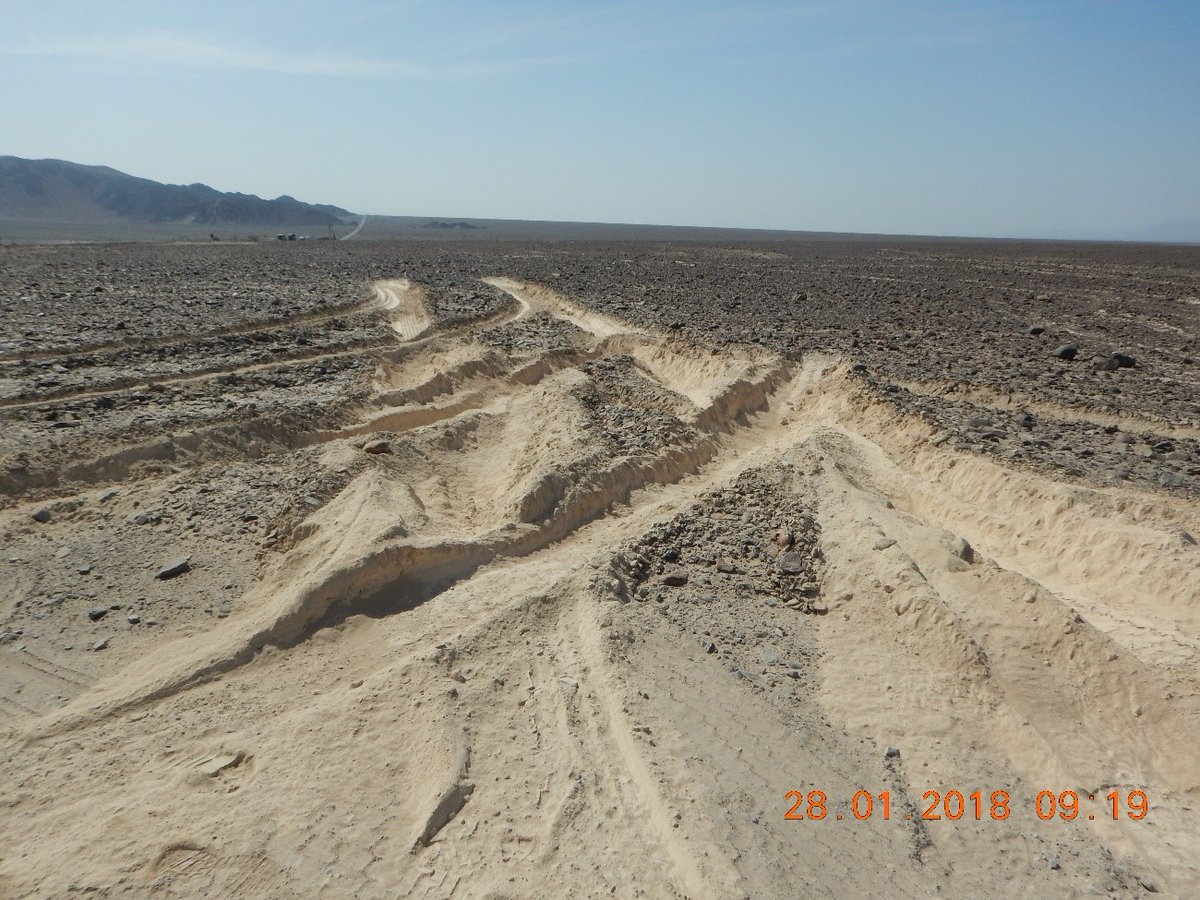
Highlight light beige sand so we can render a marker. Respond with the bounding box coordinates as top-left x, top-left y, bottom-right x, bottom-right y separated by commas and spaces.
1, 278, 1197, 897
375, 278, 433, 341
